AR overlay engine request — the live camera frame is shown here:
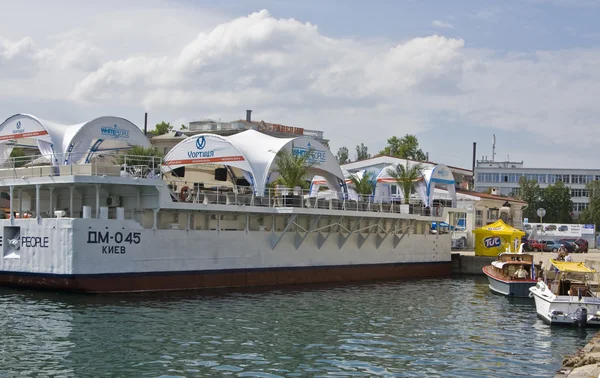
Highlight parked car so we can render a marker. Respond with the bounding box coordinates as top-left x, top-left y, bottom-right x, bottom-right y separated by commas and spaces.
561, 238, 589, 253
542, 240, 562, 252
558, 225, 569, 232
529, 239, 545, 252
556, 239, 577, 253
545, 225, 557, 232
